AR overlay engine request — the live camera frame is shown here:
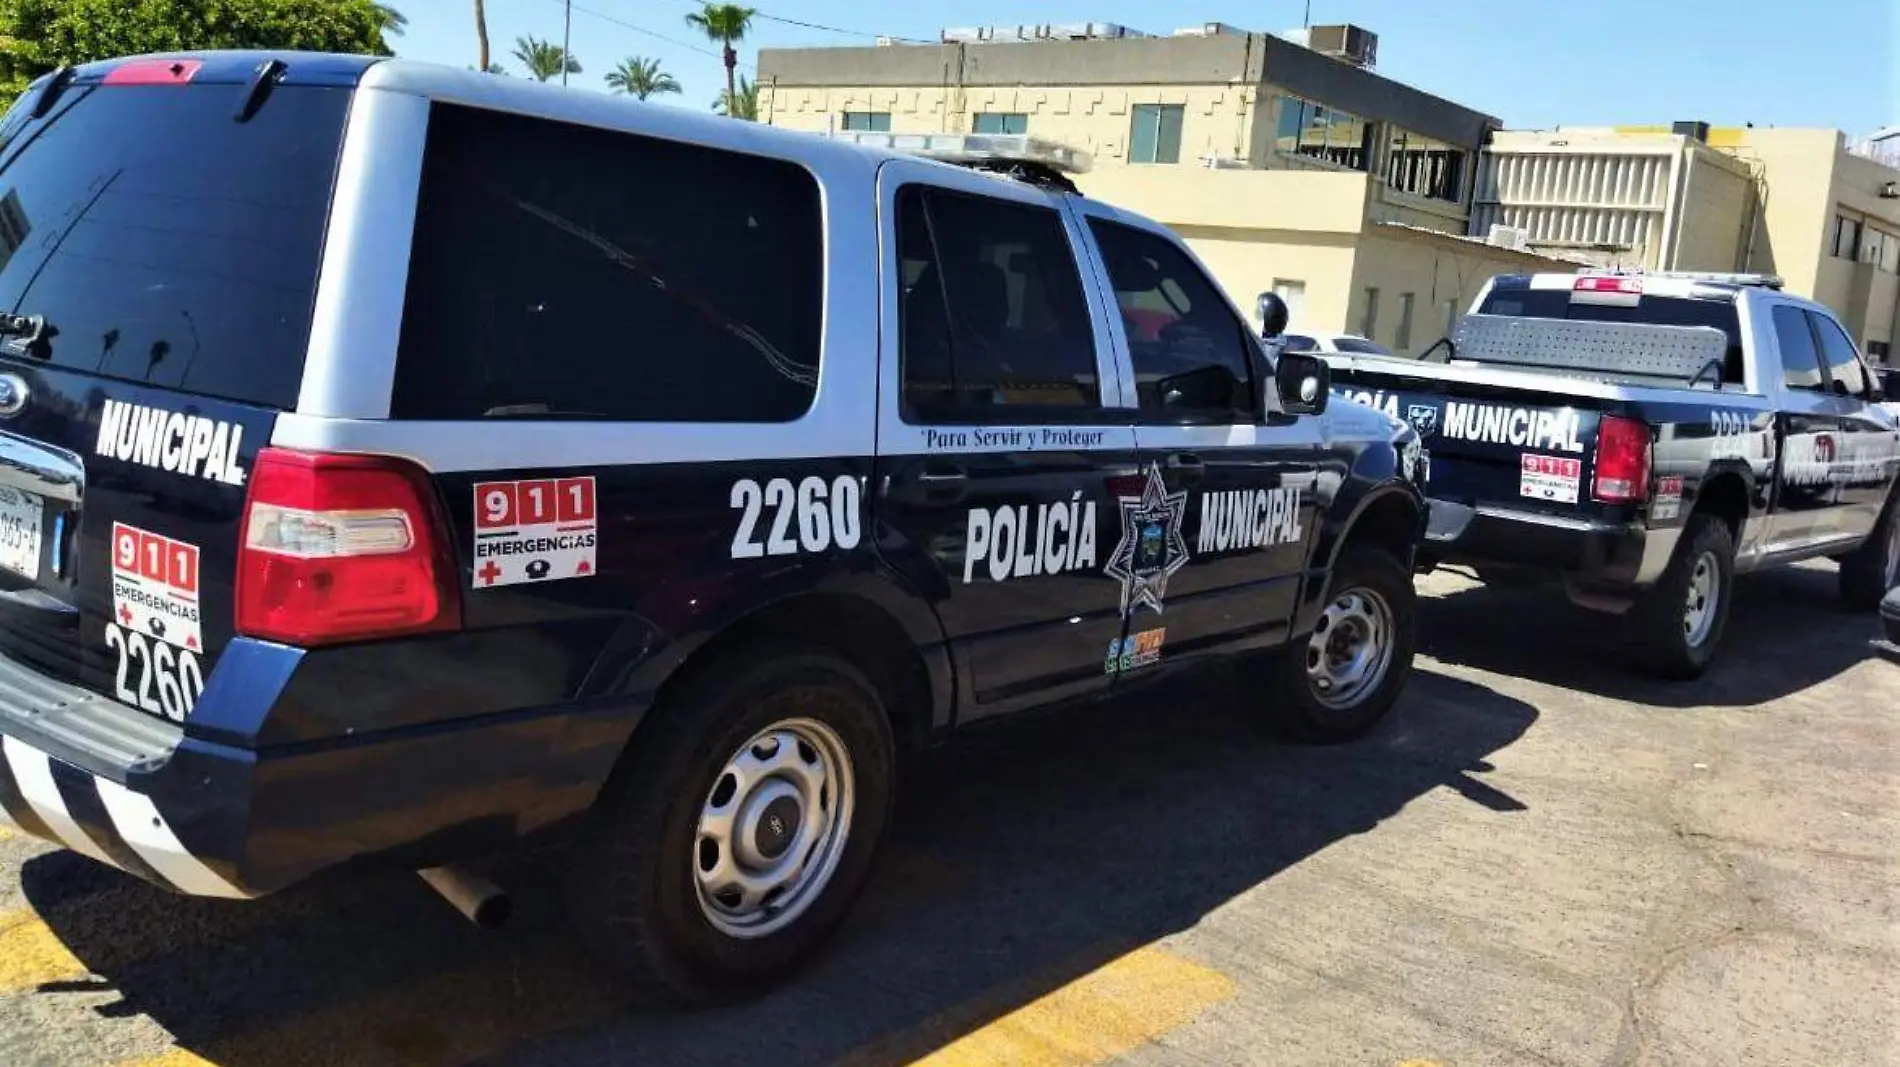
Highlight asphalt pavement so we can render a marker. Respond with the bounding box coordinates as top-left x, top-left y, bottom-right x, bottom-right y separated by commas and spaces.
0, 560, 1894, 1067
